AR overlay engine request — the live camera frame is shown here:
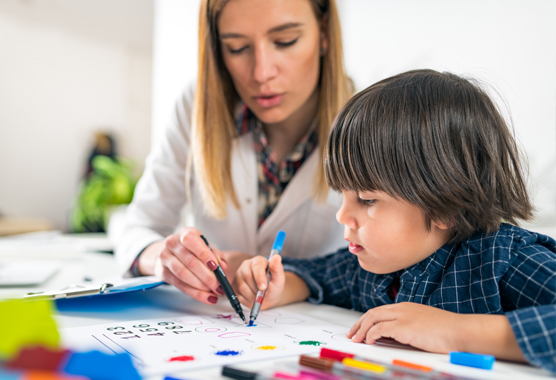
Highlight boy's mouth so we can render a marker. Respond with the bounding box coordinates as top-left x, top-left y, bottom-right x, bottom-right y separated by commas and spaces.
348, 241, 364, 254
